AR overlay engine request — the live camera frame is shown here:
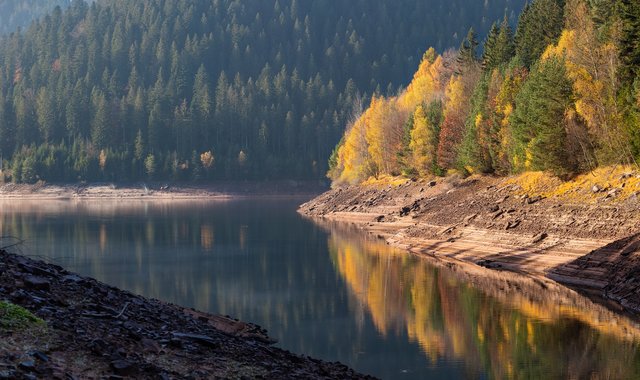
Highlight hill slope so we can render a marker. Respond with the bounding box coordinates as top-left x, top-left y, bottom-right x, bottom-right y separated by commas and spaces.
0, 0, 525, 182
